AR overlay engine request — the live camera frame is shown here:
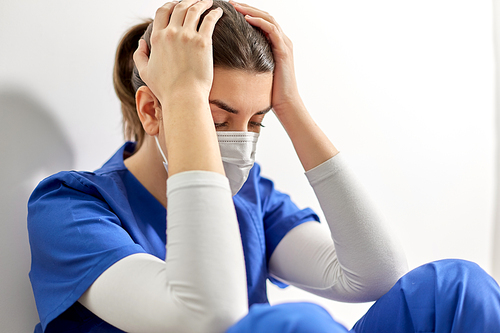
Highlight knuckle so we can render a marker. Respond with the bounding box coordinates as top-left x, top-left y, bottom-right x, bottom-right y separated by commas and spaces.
150, 33, 160, 44
203, 12, 218, 22
149, 34, 159, 44
176, 1, 190, 10
197, 37, 210, 48
155, 3, 176, 16
155, 5, 168, 15
165, 28, 178, 40
180, 31, 192, 43
188, 2, 202, 11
